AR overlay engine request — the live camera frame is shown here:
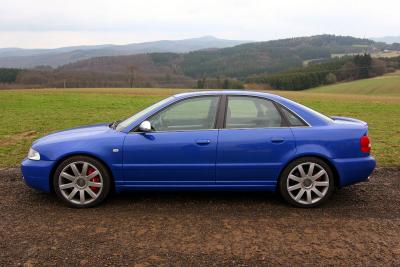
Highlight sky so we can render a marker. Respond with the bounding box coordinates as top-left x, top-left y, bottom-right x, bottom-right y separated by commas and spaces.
0, 0, 399, 48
